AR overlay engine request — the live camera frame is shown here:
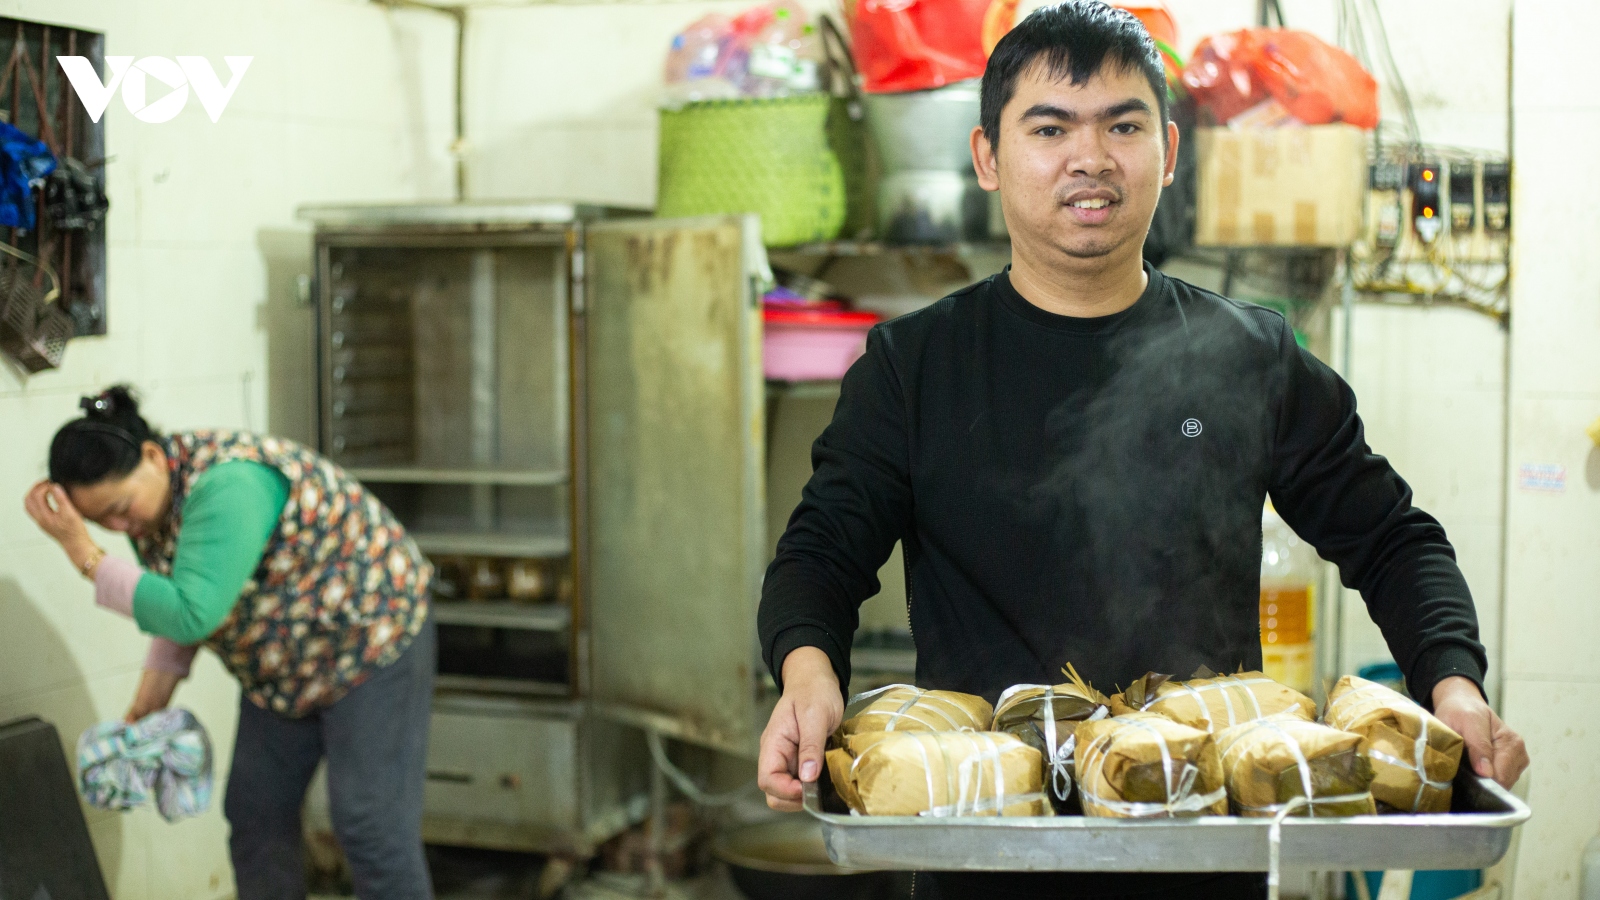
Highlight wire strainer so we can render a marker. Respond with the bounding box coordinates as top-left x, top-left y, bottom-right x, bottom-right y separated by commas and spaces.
0, 242, 70, 373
